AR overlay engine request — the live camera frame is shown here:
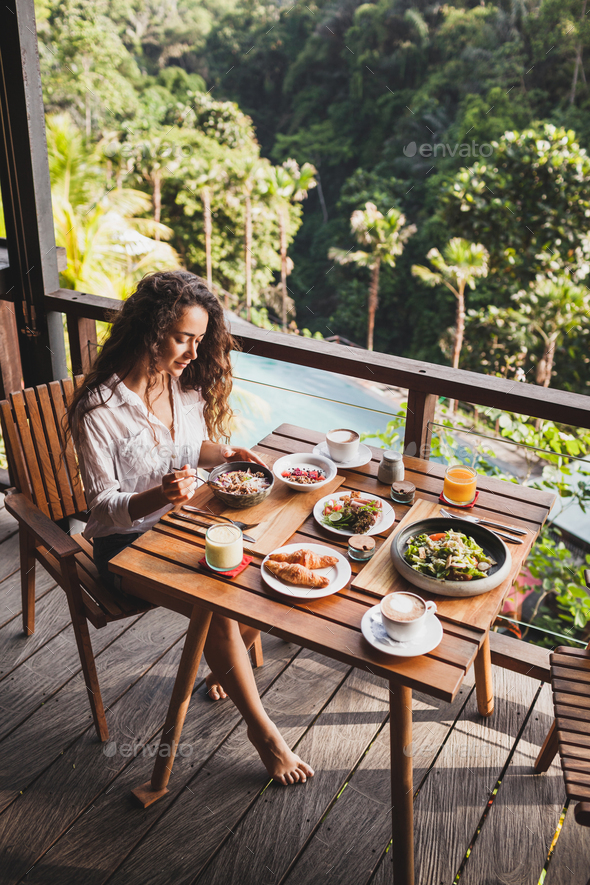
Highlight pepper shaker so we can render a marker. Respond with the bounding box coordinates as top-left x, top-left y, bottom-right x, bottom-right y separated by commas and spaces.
377, 451, 404, 485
